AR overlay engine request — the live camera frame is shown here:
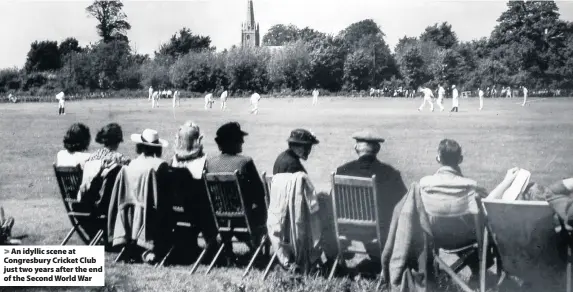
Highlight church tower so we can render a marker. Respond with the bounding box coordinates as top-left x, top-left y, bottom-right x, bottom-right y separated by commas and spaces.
241, 0, 260, 47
